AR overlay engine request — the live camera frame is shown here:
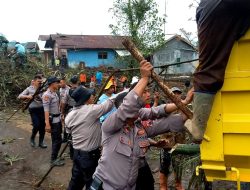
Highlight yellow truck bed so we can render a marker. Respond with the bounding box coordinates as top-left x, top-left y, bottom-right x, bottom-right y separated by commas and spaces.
199, 30, 250, 189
